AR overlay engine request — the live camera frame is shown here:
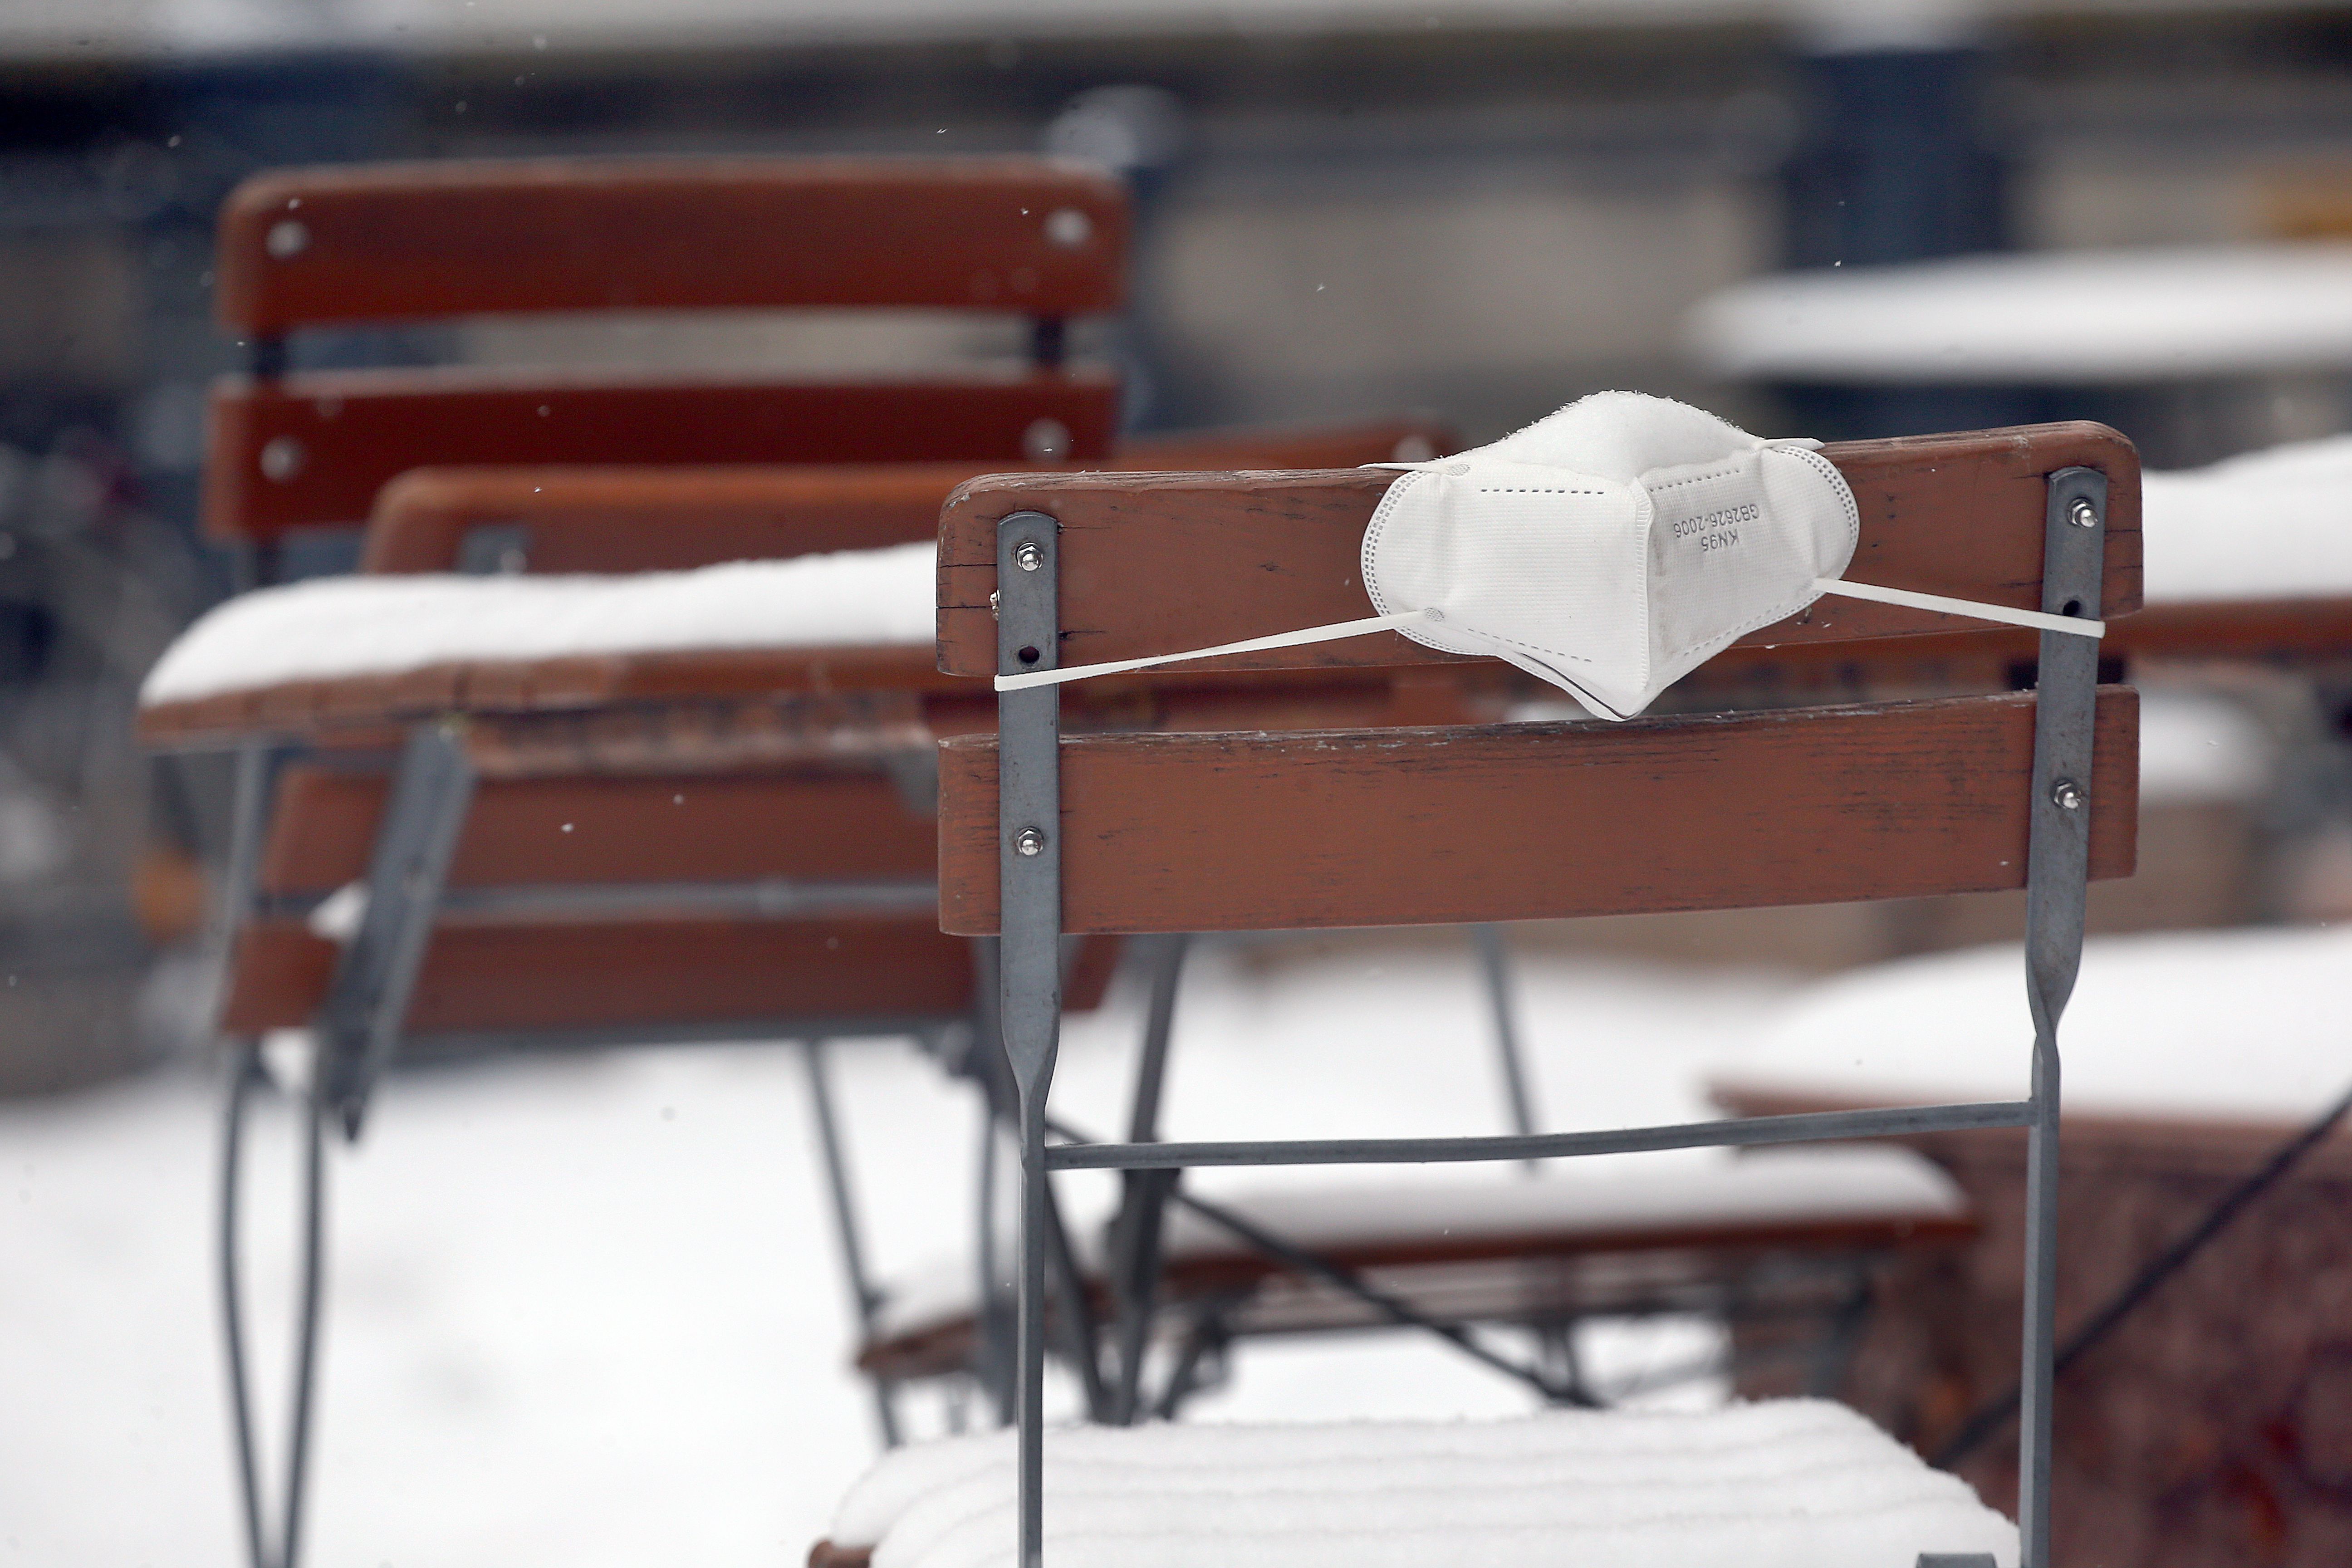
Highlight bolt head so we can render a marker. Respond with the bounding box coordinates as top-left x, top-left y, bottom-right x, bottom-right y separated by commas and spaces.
265, 218, 309, 260
1013, 540, 1044, 573
2067, 496, 2098, 529
1043, 207, 1093, 249
2052, 779, 2086, 811
1014, 826, 1047, 857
